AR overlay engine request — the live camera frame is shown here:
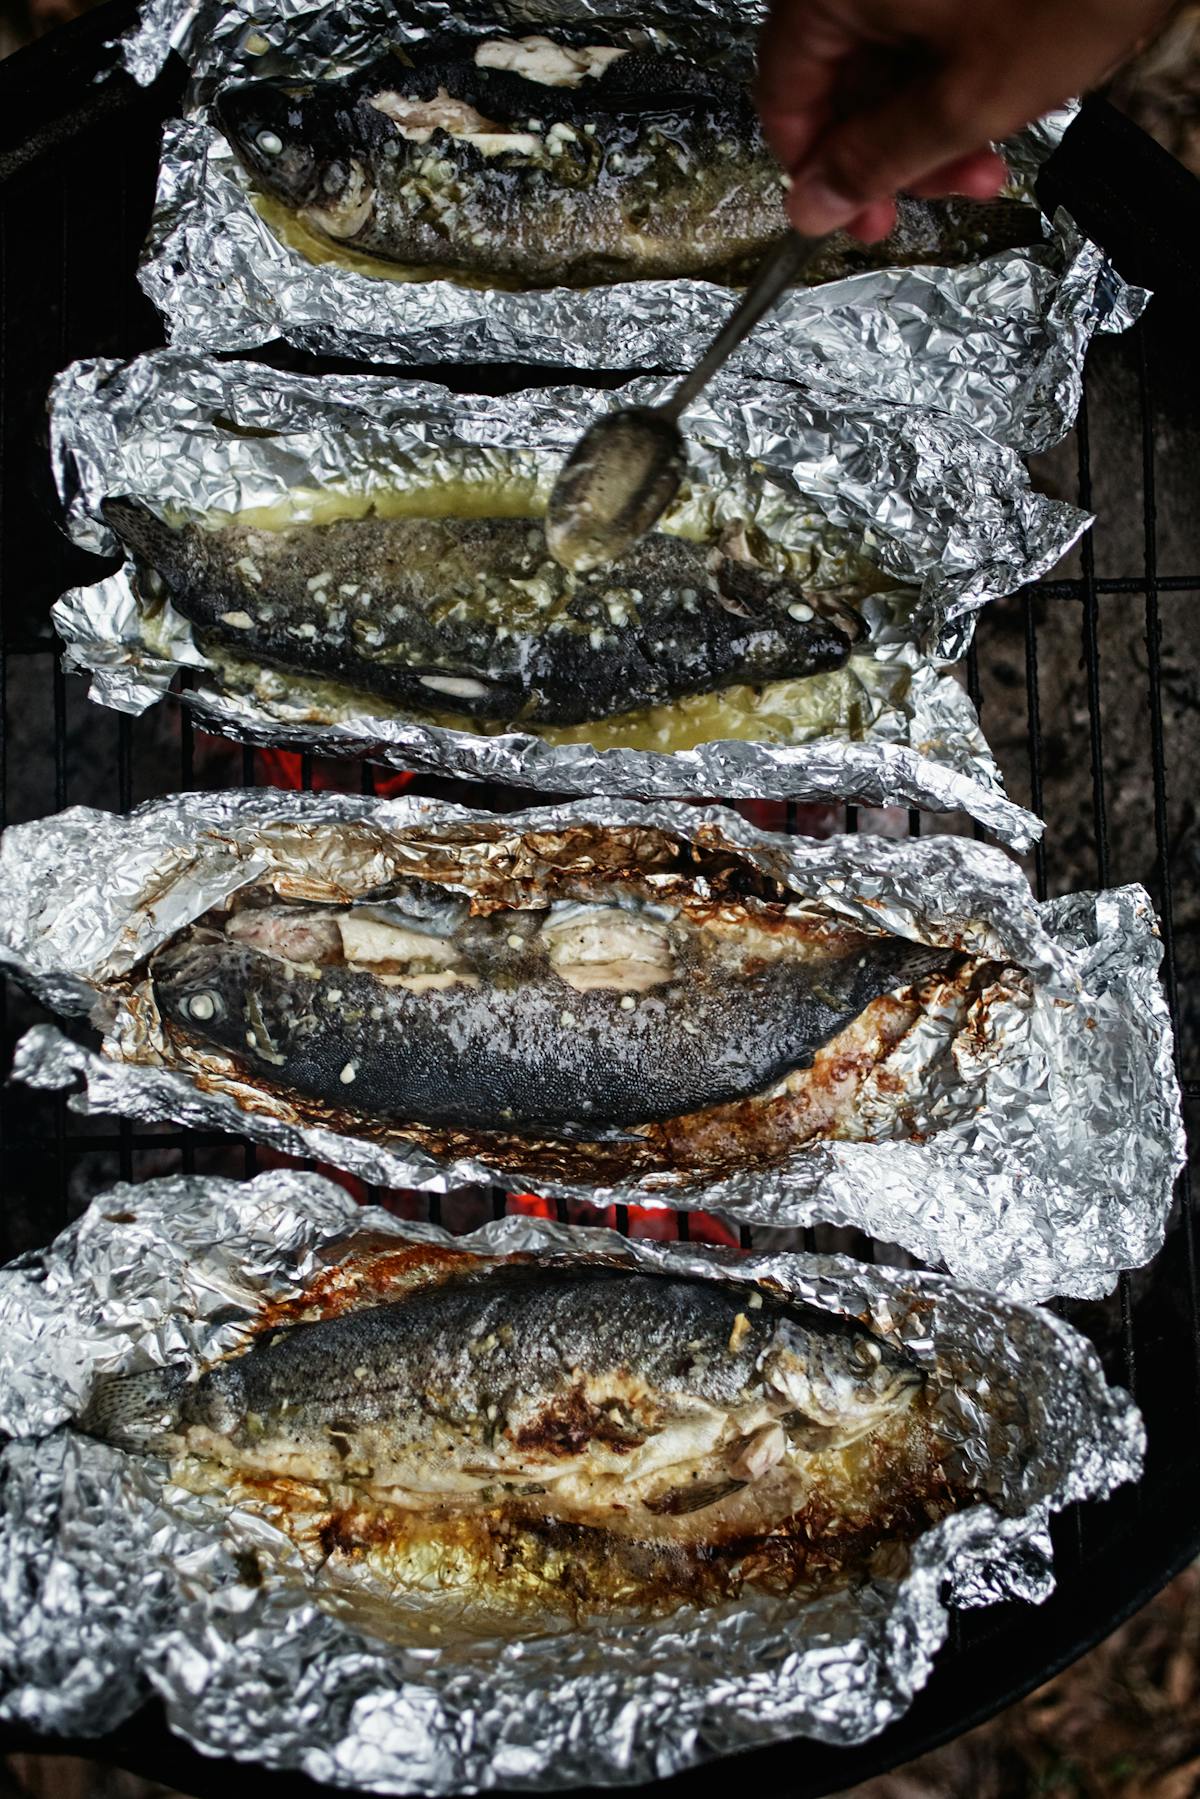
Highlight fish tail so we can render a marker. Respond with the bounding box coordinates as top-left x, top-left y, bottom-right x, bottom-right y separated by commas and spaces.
77, 1365, 187, 1452
100, 496, 174, 566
